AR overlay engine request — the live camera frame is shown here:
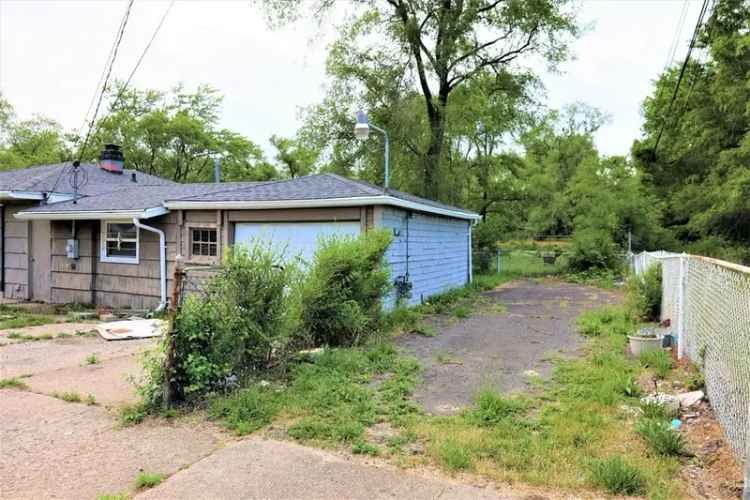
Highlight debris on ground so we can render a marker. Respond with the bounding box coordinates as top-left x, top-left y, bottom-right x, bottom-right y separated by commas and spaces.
96, 319, 165, 341
677, 390, 705, 409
